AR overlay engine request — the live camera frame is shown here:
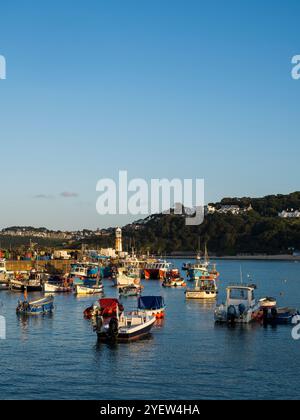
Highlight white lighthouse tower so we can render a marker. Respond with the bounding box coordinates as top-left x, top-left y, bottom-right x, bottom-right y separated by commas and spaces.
115, 227, 123, 254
